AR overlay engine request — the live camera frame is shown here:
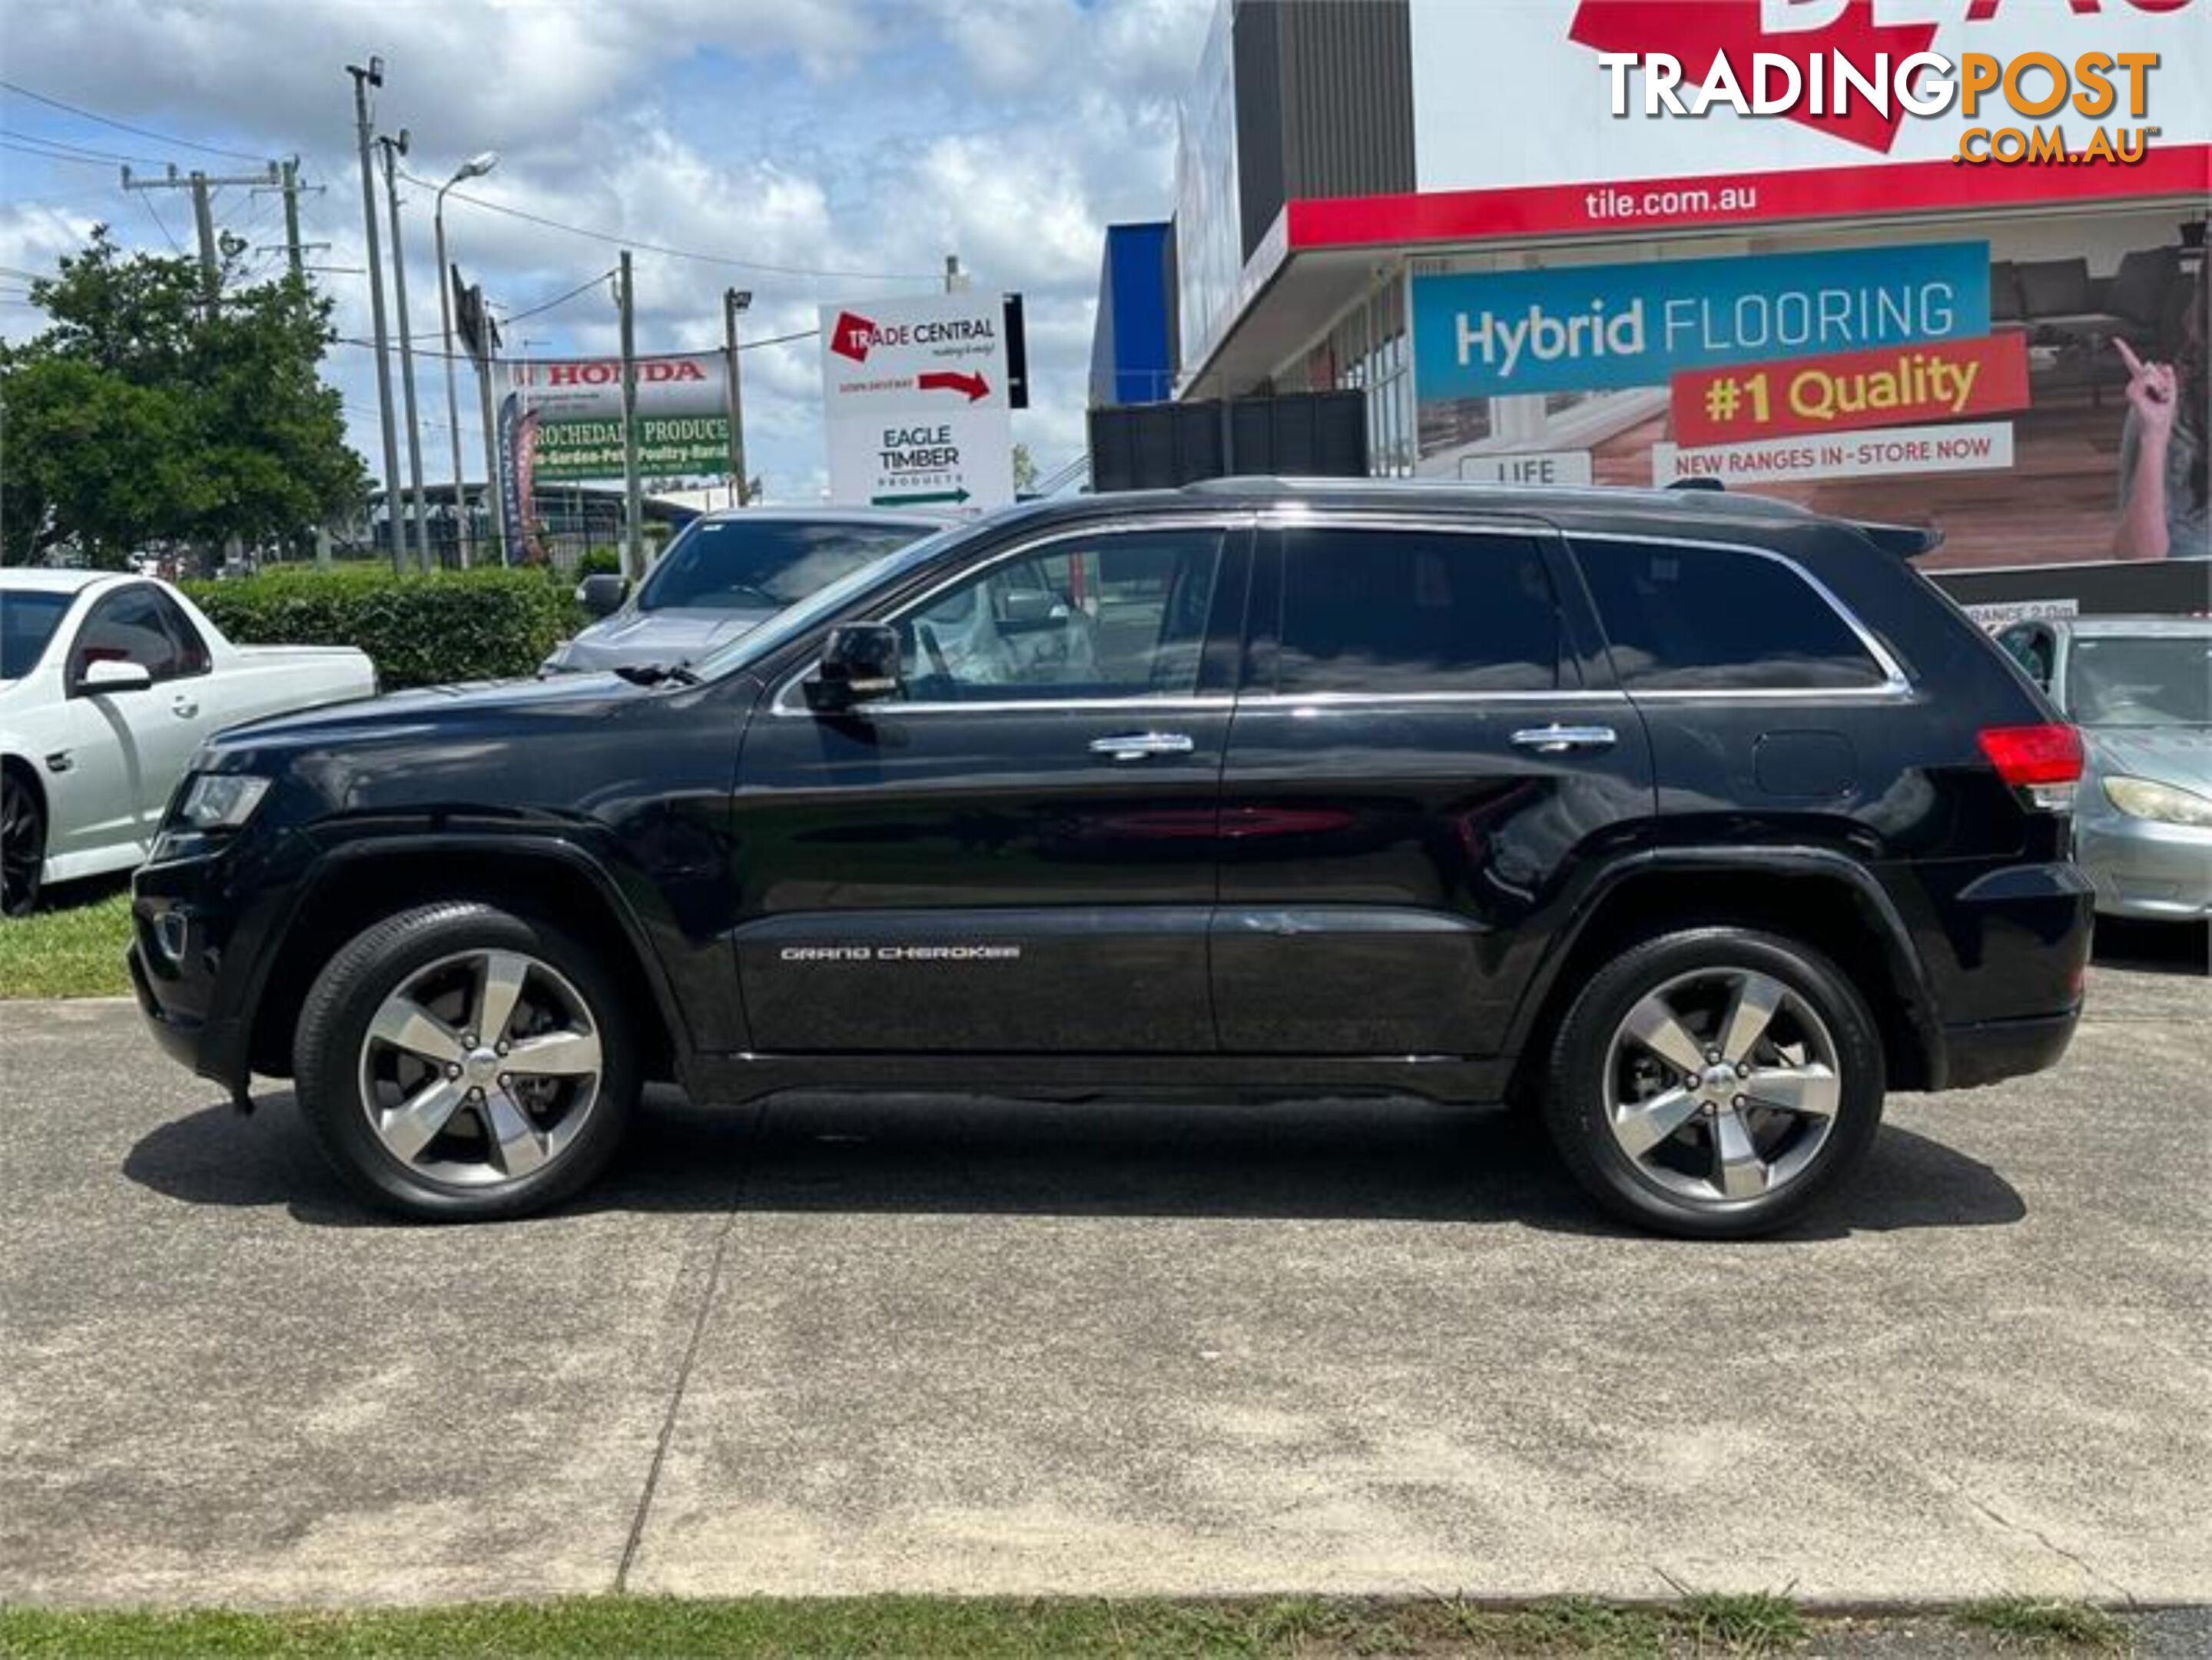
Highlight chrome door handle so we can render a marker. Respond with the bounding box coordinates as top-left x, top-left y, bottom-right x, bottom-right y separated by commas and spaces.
171, 696, 199, 719
1089, 732, 1196, 762
1511, 724, 1617, 755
